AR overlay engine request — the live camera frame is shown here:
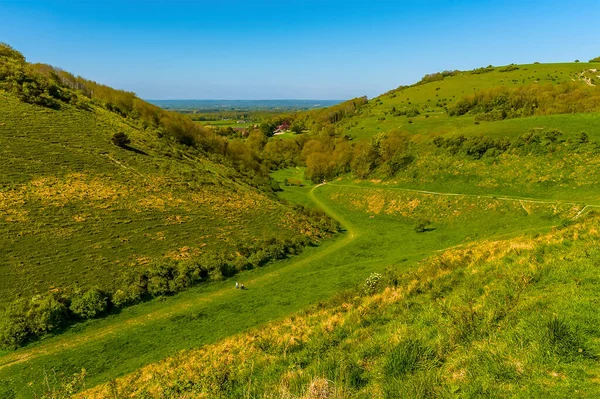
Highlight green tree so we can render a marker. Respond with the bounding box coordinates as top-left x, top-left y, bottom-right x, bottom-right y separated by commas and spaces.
69, 289, 107, 319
